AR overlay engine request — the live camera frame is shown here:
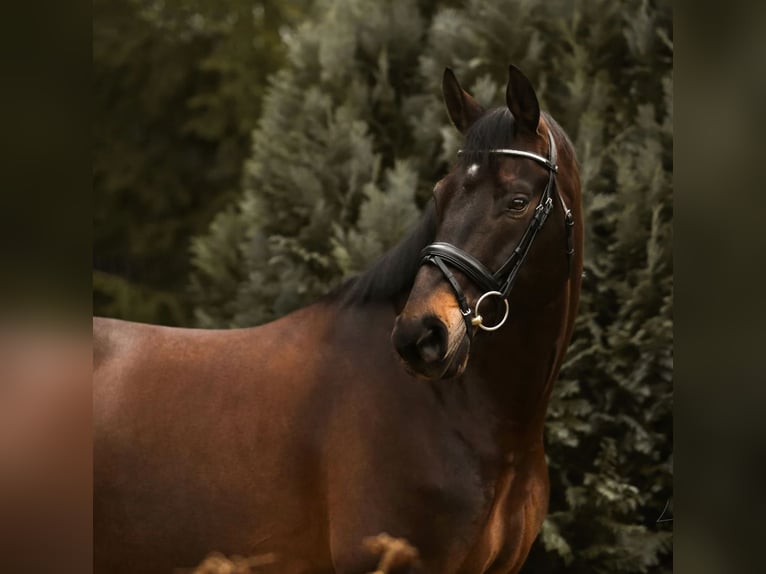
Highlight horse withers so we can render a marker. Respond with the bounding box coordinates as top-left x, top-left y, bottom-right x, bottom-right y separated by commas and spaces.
94, 65, 583, 574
